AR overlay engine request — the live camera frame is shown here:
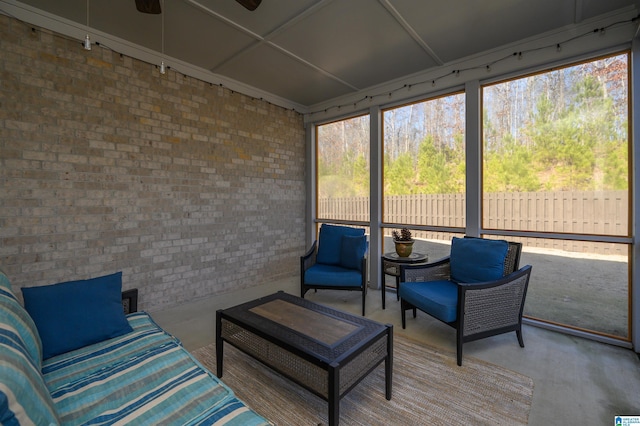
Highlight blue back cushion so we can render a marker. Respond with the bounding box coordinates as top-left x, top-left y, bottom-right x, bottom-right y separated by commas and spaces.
316, 224, 365, 265
449, 237, 508, 283
22, 272, 133, 360
339, 235, 367, 271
